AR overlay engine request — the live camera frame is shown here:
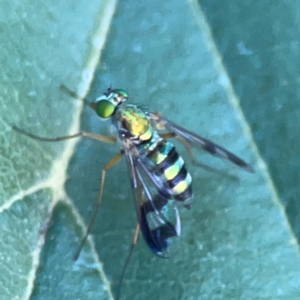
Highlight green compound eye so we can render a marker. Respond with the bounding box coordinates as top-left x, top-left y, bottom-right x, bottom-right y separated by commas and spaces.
96, 100, 115, 118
